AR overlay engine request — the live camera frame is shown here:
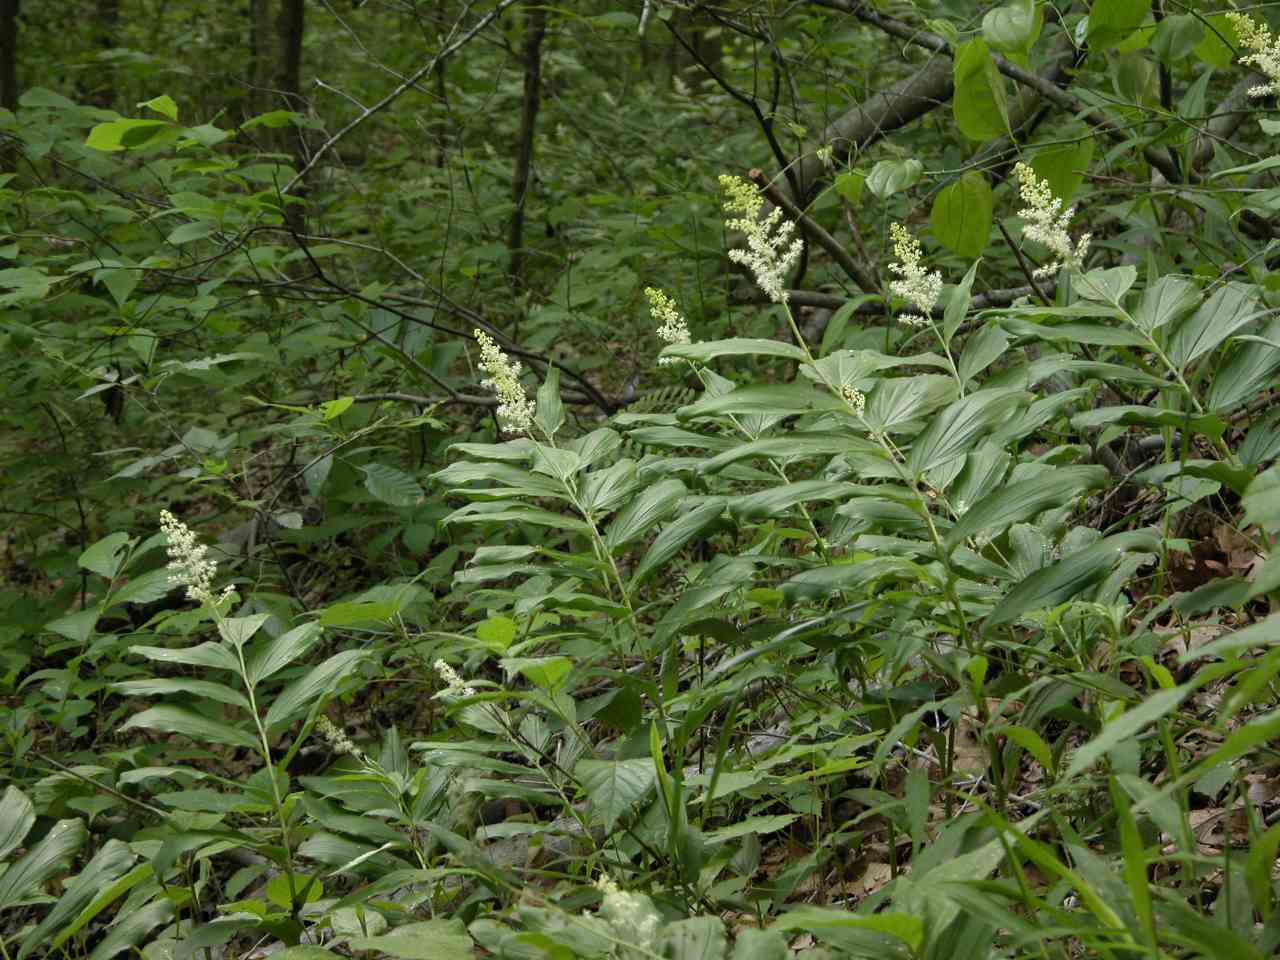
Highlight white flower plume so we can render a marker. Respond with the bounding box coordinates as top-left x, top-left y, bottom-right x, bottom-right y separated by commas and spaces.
720, 174, 803, 303
474, 330, 535, 435
887, 222, 942, 327
160, 509, 232, 606
1228, 13, 1280, 99
646, 287, 691, 365
1013, 162, 1090, 278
